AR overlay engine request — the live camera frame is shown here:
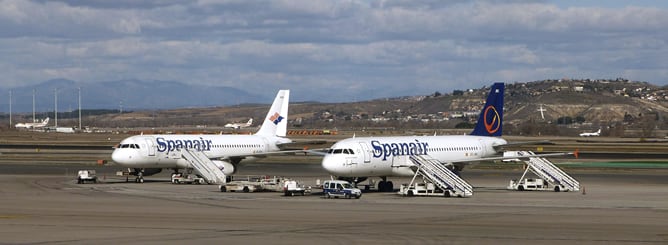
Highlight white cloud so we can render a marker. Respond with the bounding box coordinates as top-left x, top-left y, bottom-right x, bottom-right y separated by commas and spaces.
0, 0, 667, 101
